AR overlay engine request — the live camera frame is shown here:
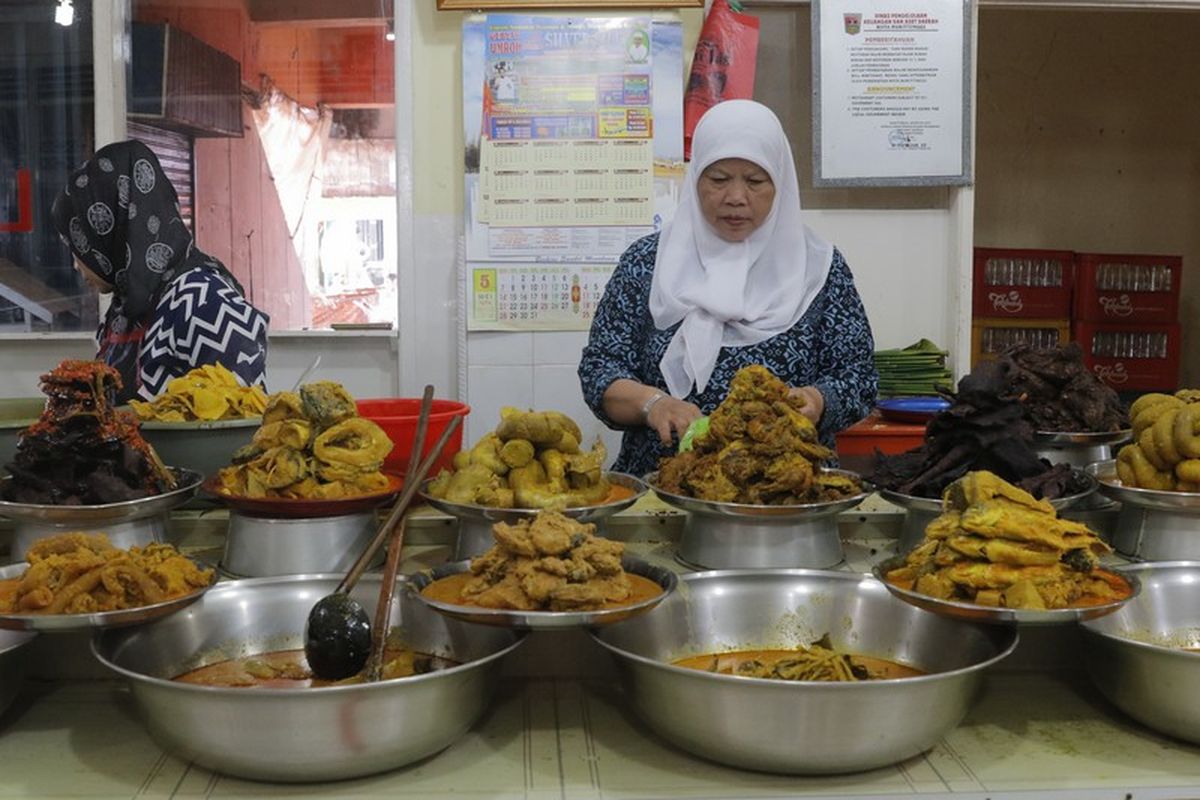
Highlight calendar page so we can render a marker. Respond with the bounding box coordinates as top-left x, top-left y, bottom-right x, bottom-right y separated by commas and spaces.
461, 13, 684, 330
468, 264, 614, 331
